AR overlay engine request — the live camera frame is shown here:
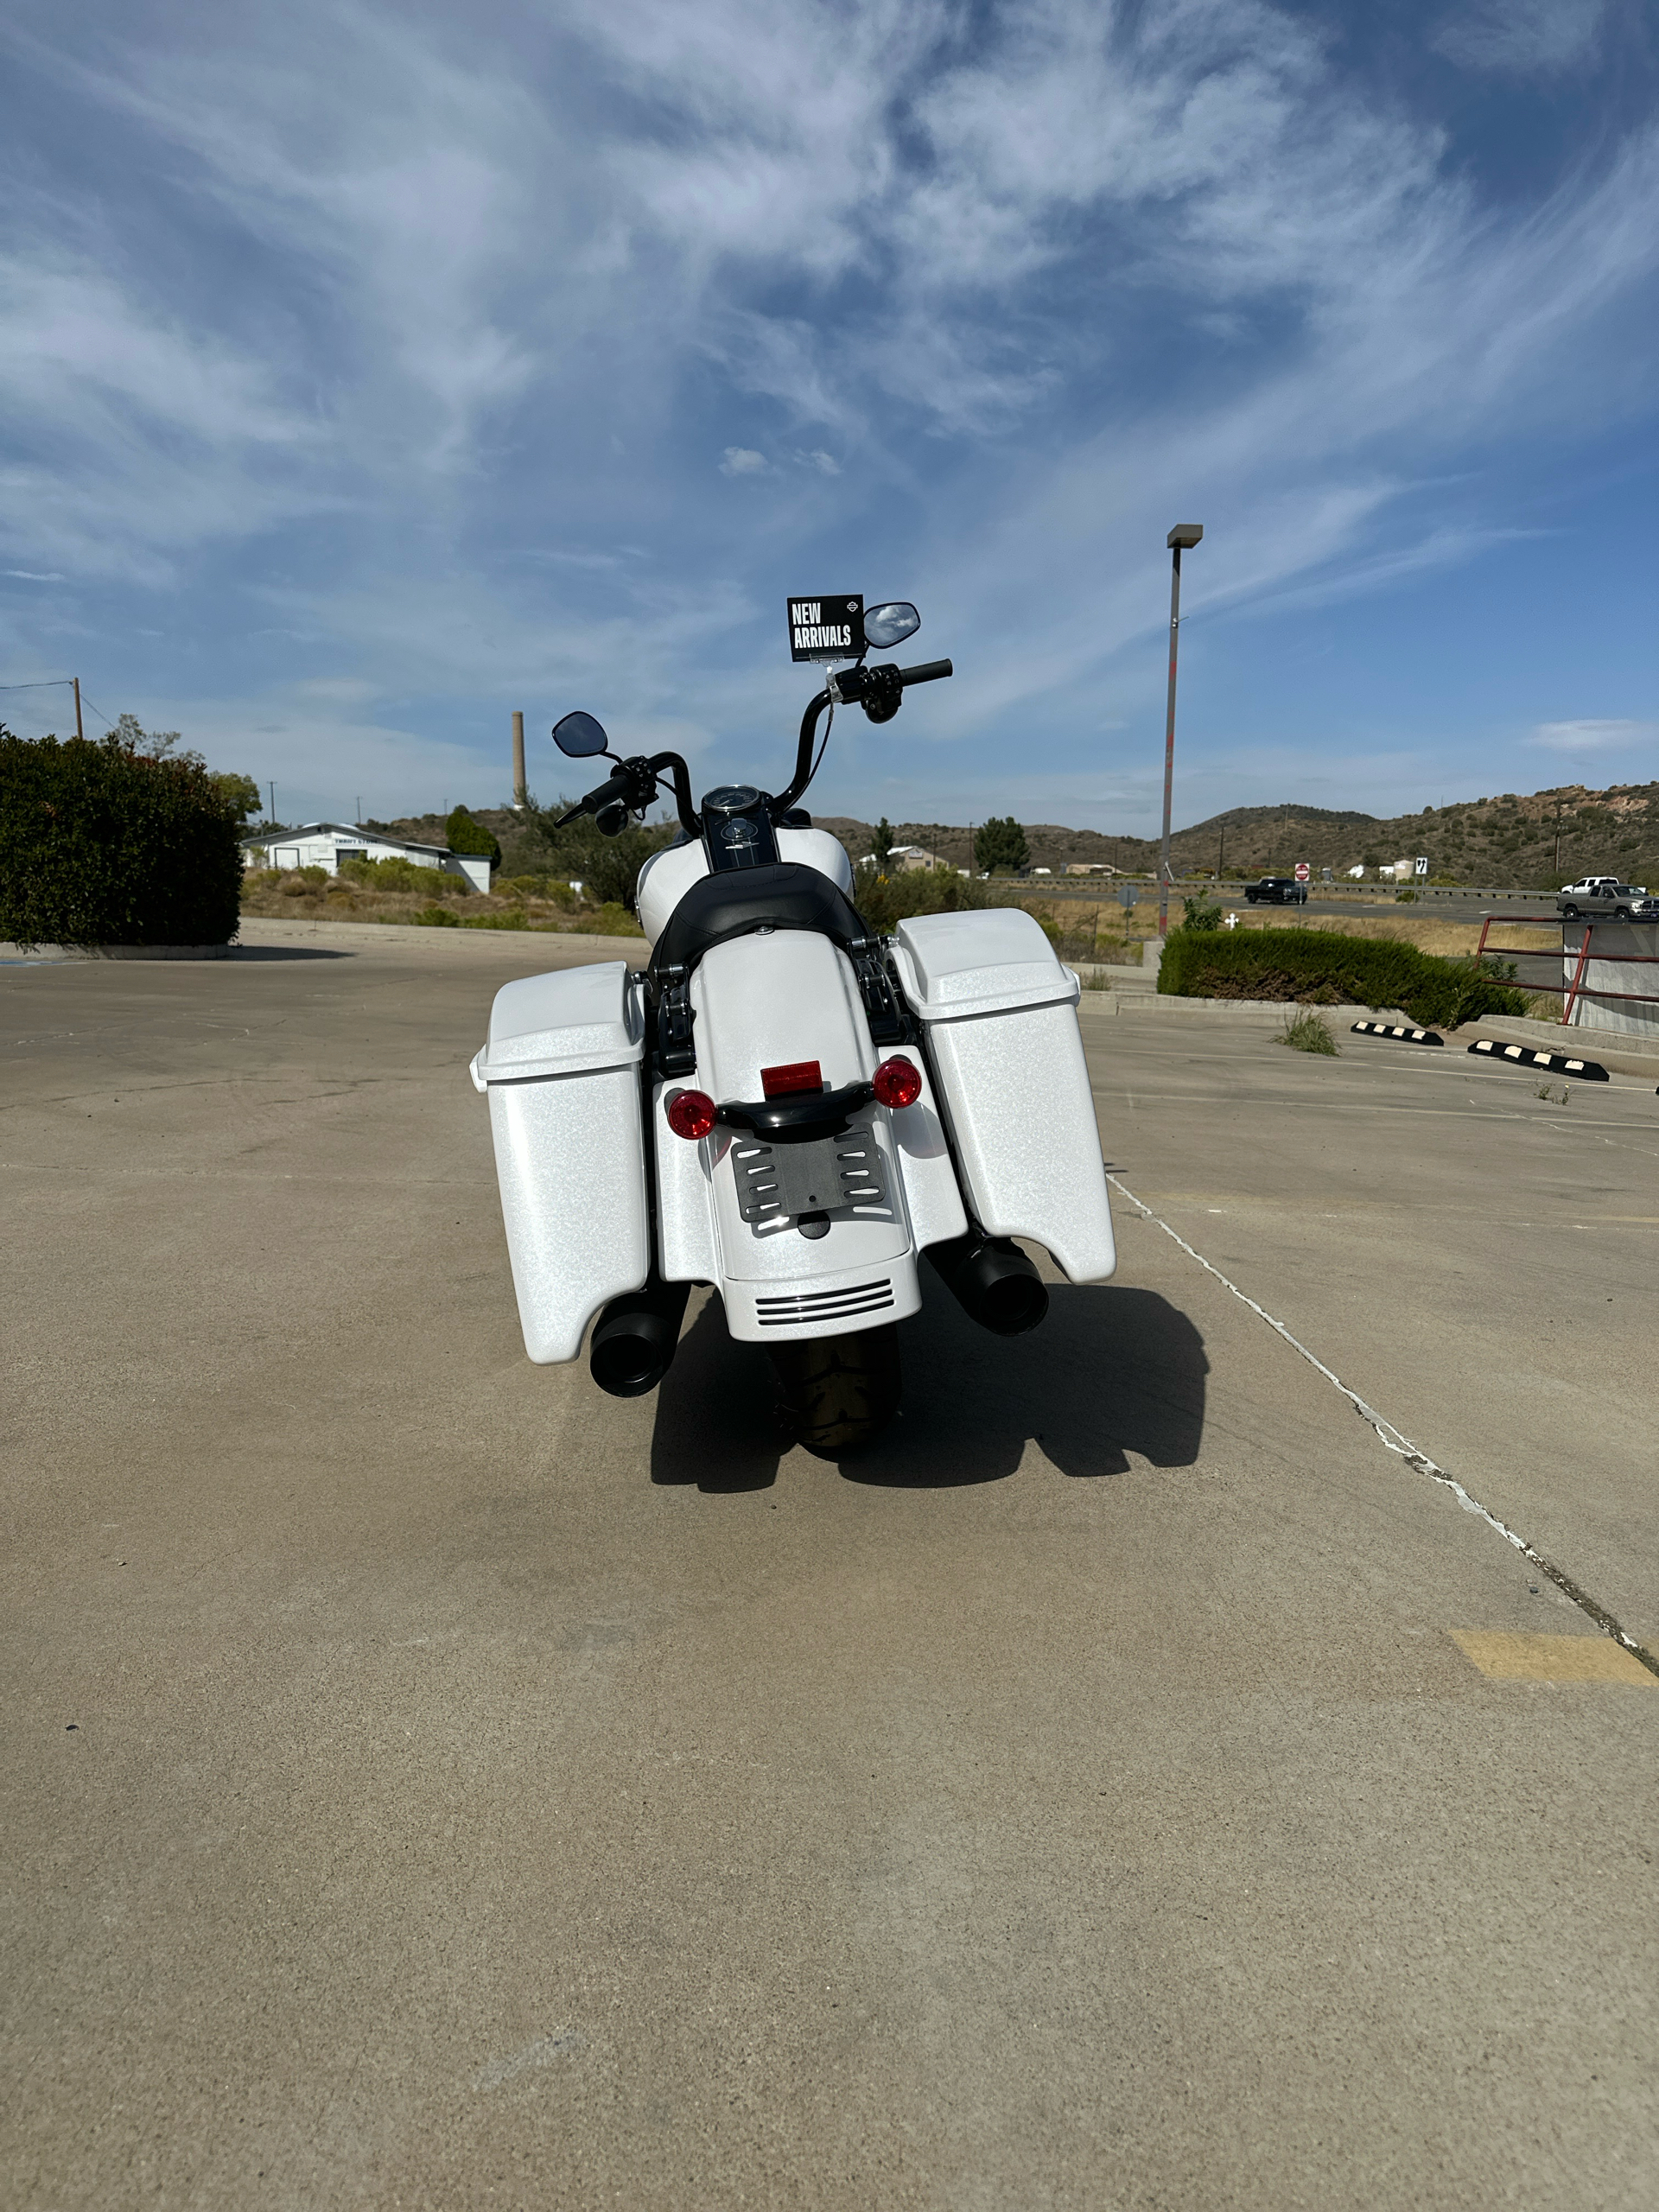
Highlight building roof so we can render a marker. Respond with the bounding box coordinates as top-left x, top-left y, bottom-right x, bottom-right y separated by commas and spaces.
242, 821, 454, 858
